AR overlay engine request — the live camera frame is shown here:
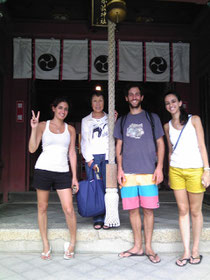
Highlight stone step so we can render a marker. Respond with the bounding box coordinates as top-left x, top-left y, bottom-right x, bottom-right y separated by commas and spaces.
0, 203, 210, 253
7, 190, 177, 203
6, 190, 210, 204
7, 191, 60, 203
0, 192, 210, 254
